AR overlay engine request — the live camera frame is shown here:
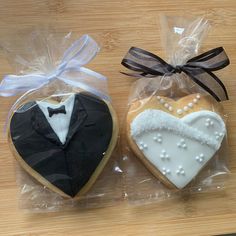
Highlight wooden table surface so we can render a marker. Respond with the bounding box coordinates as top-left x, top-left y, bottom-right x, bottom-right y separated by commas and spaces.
1, 0, 236, 235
